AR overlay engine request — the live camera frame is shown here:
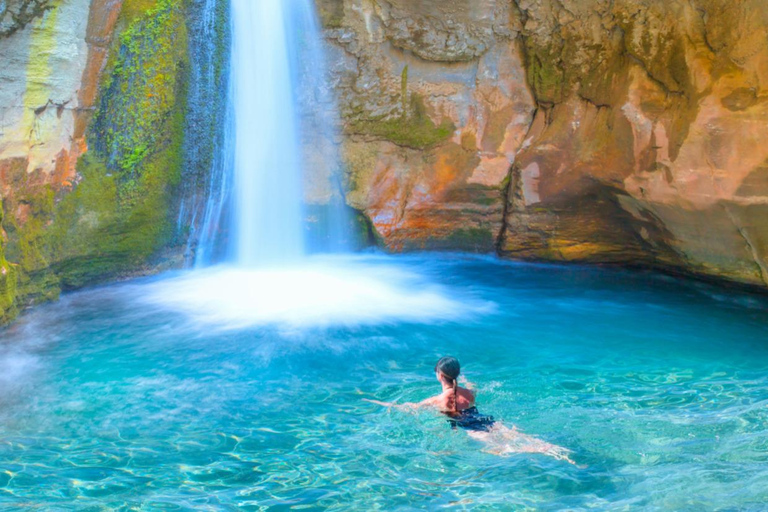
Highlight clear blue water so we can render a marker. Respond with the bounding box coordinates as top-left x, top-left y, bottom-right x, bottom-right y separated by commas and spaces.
1, 254, 768, 510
